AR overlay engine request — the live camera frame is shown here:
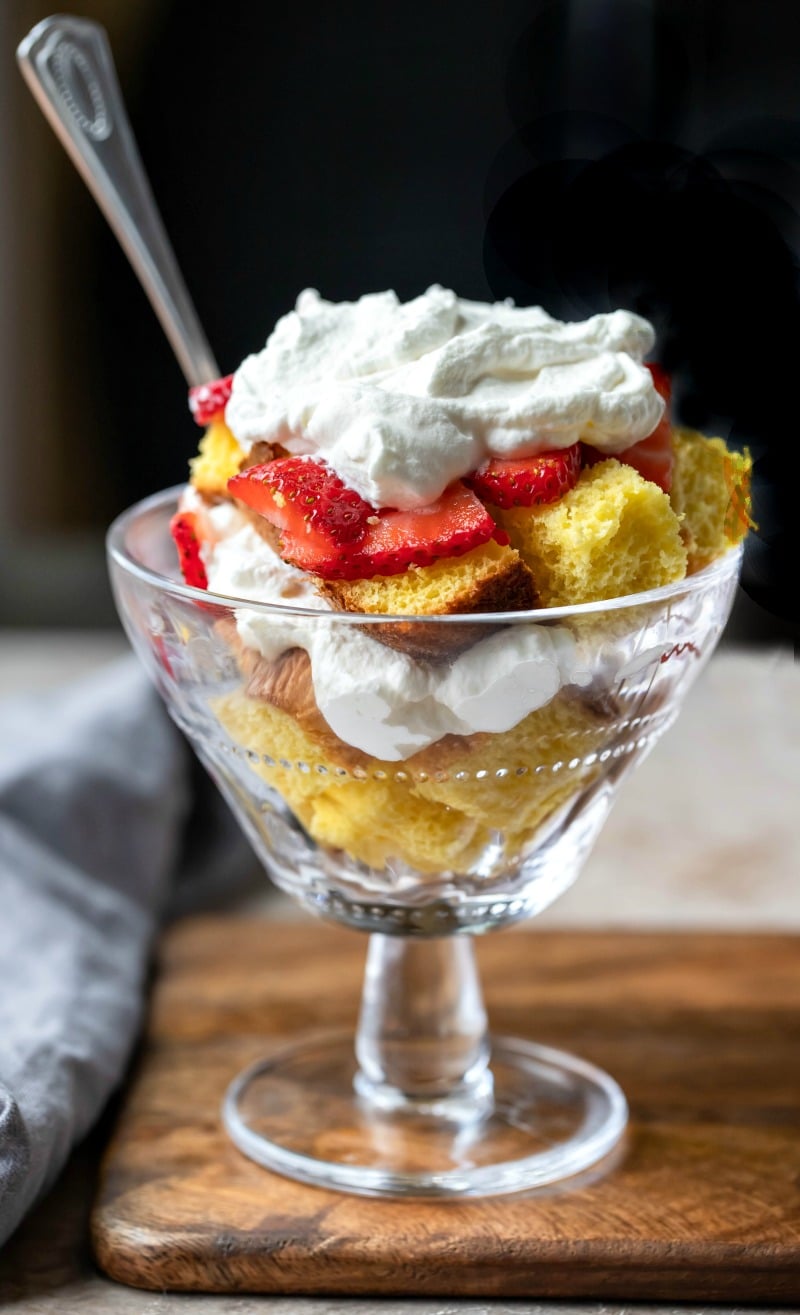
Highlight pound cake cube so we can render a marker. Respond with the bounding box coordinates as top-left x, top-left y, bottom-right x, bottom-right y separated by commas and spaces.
324, 538, 536, 616
322, 538, 537, 658
670, 427, 754, 571
211, 688, 492, 873
416, 691, 607, 840
492, 459, 687, 606
189, 420, 244, 497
